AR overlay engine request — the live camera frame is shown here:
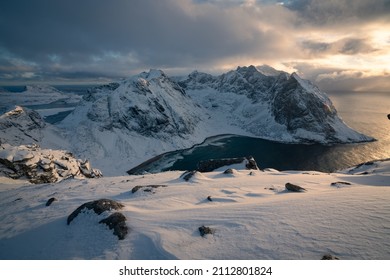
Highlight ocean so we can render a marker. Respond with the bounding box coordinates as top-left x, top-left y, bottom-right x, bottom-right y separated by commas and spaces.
130, 91, 390, 173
